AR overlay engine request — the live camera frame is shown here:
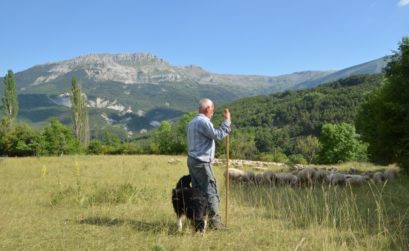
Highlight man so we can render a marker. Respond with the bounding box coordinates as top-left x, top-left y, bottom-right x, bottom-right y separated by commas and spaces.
187, 98, 231, 230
